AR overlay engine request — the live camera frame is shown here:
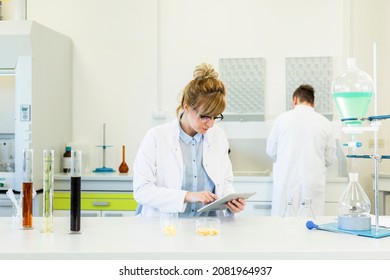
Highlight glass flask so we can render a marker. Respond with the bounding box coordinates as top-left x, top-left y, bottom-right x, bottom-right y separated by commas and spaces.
282, 196, 296, 218
332, 57, 373, 126
338, 173, 371, 230
282, 196, 298, 228
339, 173, 370, 216
297, 198, 316, 223
118, 145, 129, 173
